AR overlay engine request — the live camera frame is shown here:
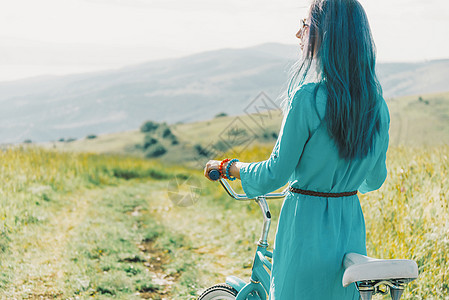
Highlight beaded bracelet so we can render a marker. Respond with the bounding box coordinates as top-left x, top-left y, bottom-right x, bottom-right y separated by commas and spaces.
219, 158, 231, 179
225, 158, 239, 181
